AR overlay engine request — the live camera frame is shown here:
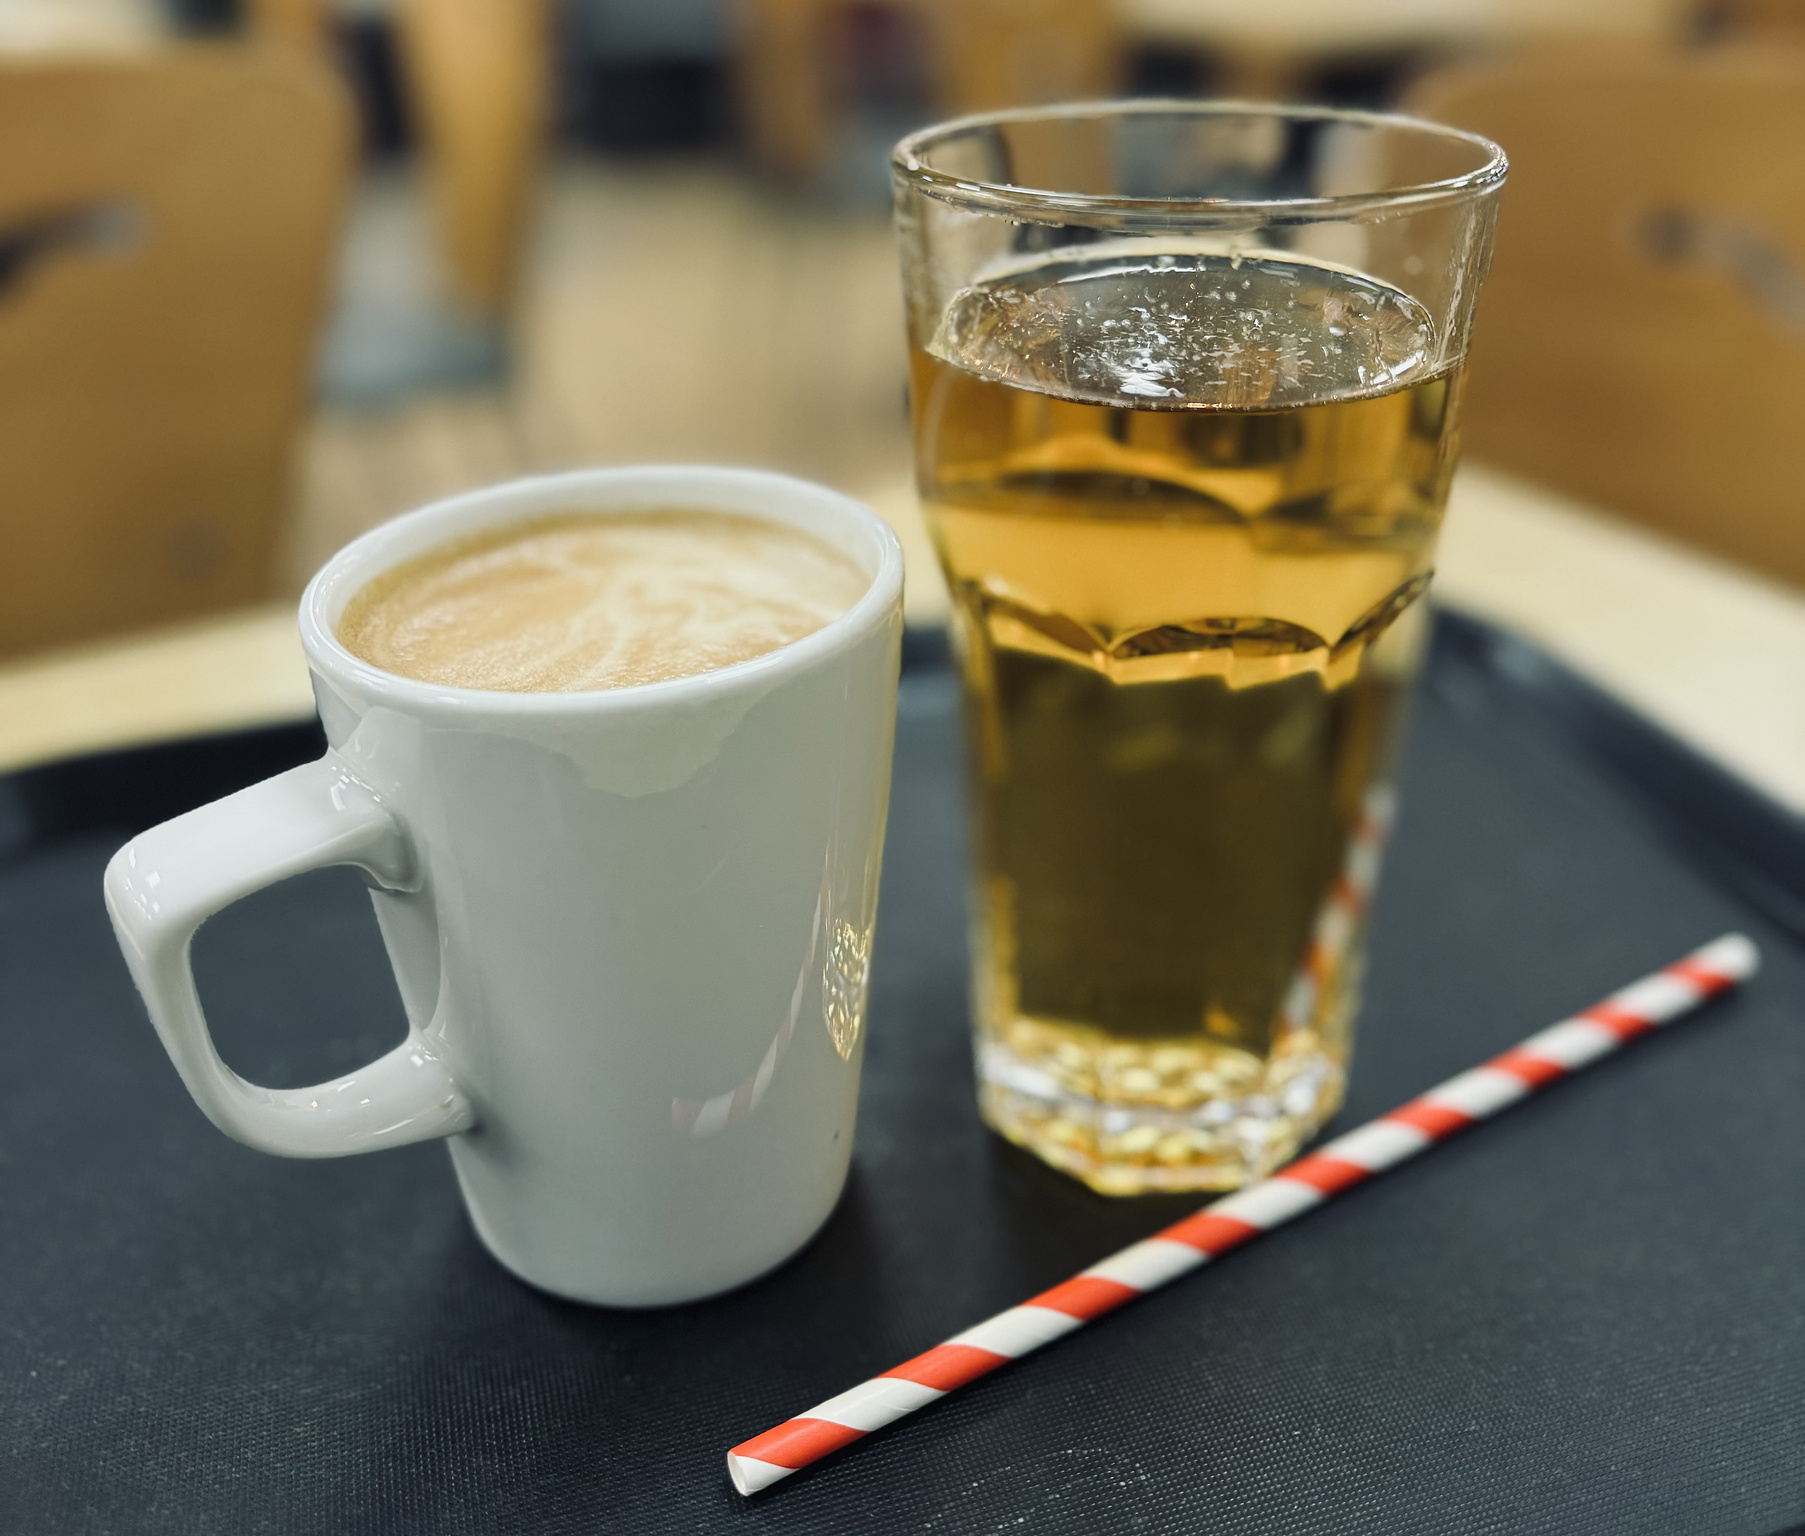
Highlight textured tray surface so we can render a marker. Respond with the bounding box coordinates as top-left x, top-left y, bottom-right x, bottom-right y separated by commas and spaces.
3, 622, 1802, 1535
